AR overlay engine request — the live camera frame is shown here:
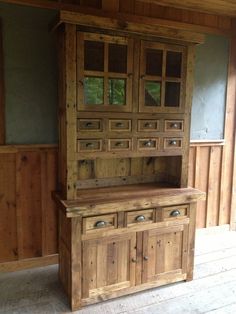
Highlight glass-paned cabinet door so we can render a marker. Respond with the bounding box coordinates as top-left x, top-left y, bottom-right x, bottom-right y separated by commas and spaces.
139, 41, 186, 113
77, 32, 133, 112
